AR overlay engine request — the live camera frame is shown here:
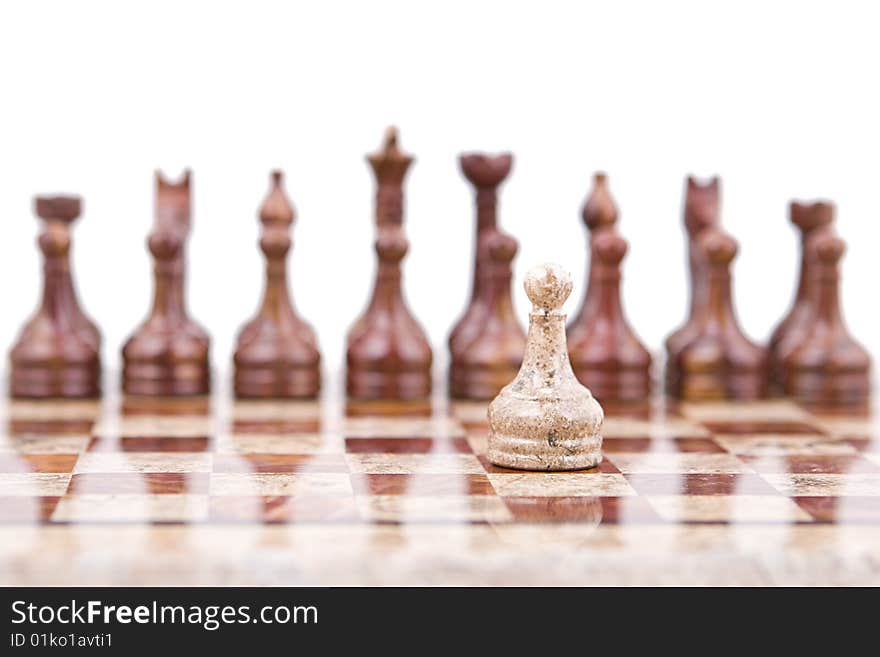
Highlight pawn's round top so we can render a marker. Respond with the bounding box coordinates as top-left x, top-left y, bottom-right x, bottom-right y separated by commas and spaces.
37, 221, 71, 256
813, 231, 846, 264
148, 230, 183, 260
375, 226, 409, 263
594, 230, 628, 265
35, 195, 81, 223
524, 263, 572, 312
699, 229, 737, 265
487, 231, 518, 264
